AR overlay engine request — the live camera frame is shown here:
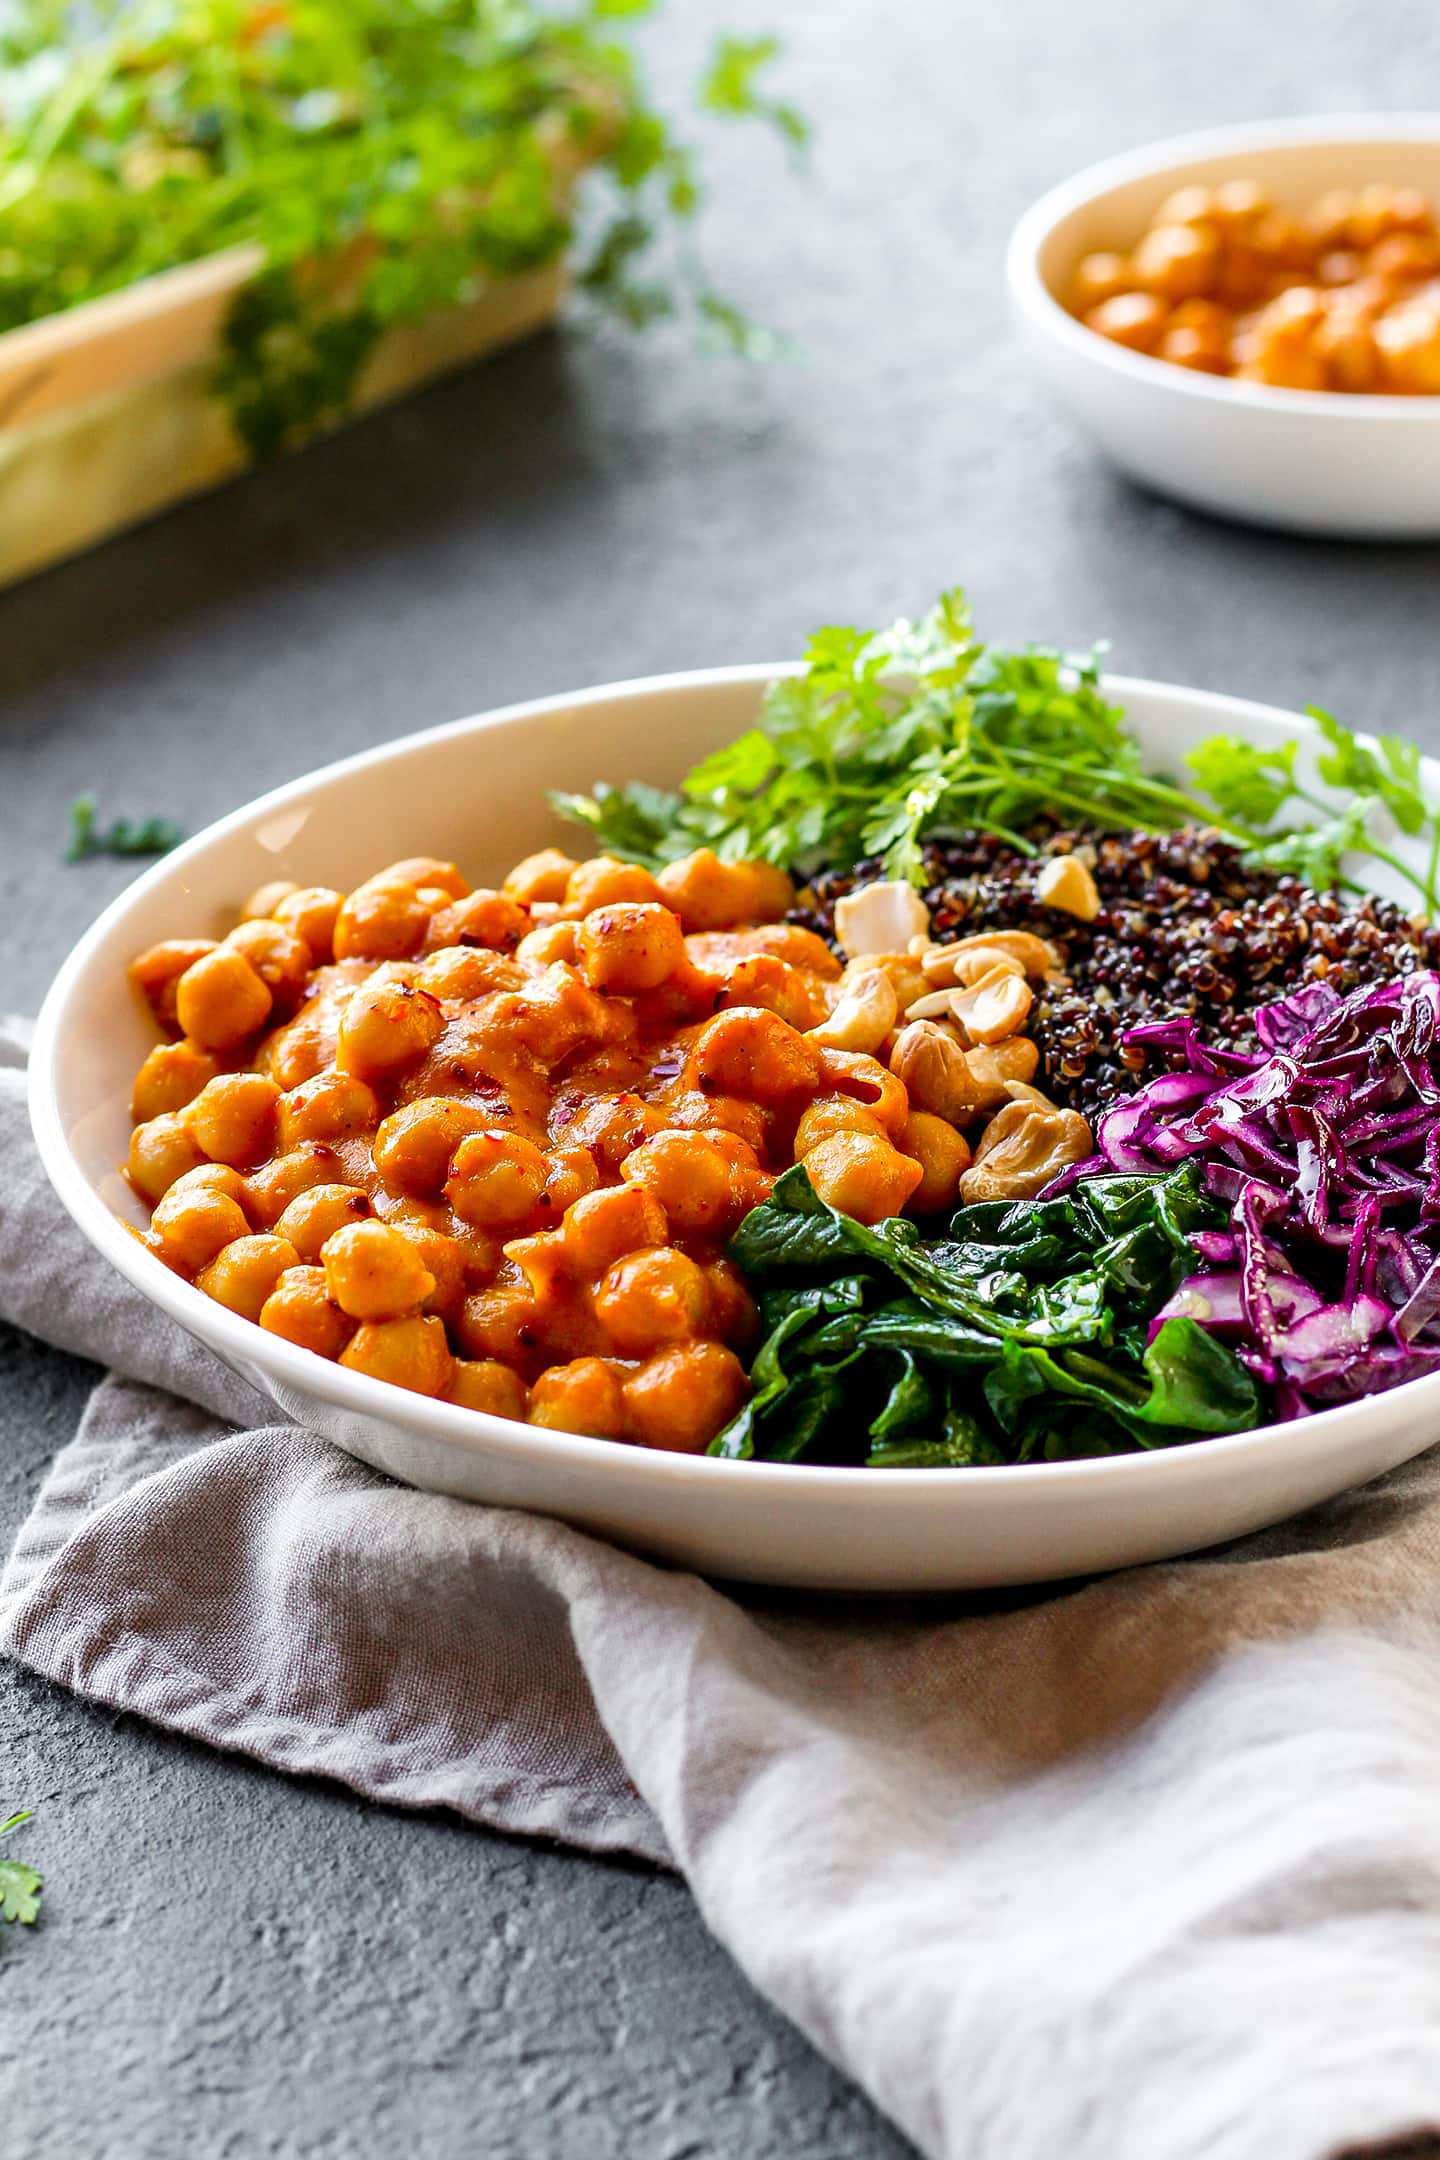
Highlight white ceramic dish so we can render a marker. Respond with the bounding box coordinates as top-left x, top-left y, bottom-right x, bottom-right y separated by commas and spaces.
1007, 114, 1440, 538
30, 666, 1440, 1592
